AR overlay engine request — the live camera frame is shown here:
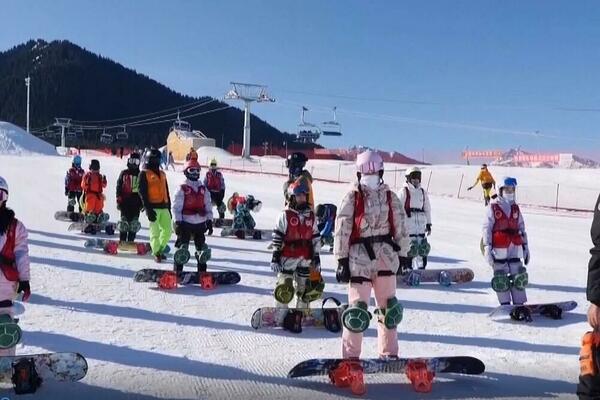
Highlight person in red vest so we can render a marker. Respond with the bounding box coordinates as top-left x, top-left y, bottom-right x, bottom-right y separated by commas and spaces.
270, 181, 322, 330
204, 158, 226, 219
332, 150, 410, 394
171, 160, 213, 273
0, 176, 31, 356
116, 153, 143, 243
81, 159, 108, 223
64, 155, 84, 214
